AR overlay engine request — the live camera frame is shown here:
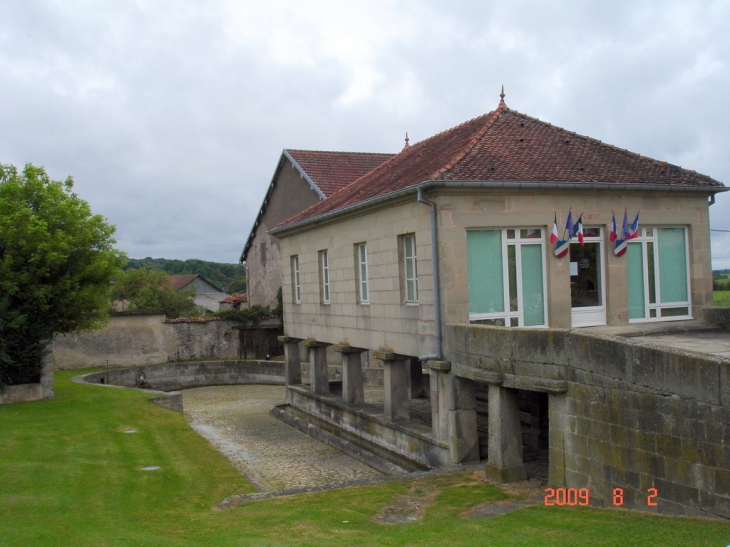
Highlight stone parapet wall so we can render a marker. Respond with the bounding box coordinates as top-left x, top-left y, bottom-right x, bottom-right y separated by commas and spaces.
704, 306, 730, 331
78, 360, 285, 392
445, 323, 730, 519
53, 312, 240, 369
